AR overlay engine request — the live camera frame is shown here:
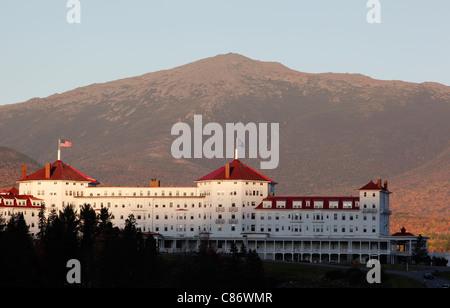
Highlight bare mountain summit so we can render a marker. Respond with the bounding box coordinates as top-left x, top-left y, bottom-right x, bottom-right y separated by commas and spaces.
0, 53, 449, 249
